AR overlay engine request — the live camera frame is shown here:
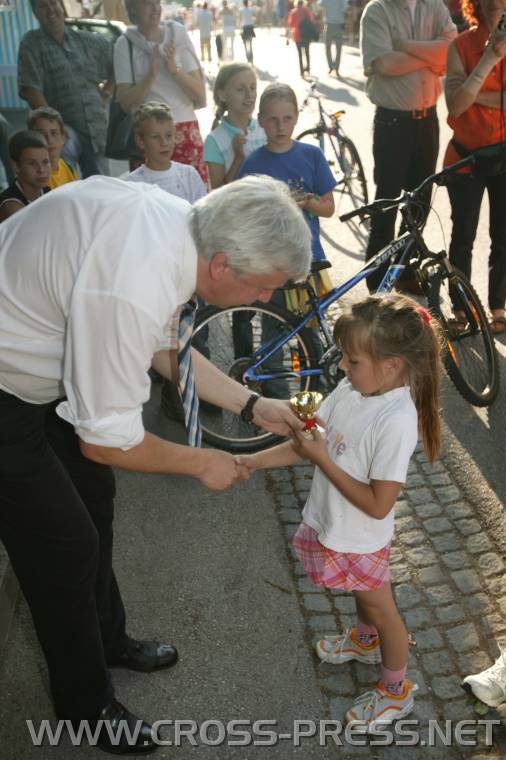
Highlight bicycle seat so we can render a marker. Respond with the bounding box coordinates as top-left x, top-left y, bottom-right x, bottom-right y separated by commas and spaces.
311, 260, 332, 273
281, 260, 332, 290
